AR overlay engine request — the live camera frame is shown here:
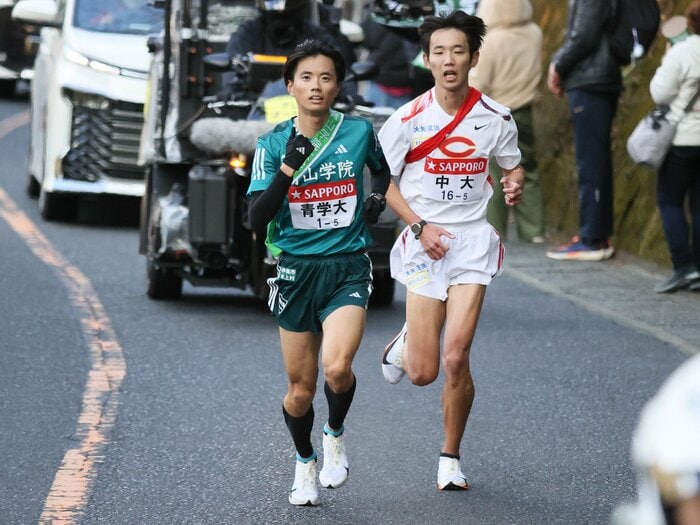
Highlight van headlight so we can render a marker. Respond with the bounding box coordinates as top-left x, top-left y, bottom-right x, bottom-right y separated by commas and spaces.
64, 47, 121, 76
